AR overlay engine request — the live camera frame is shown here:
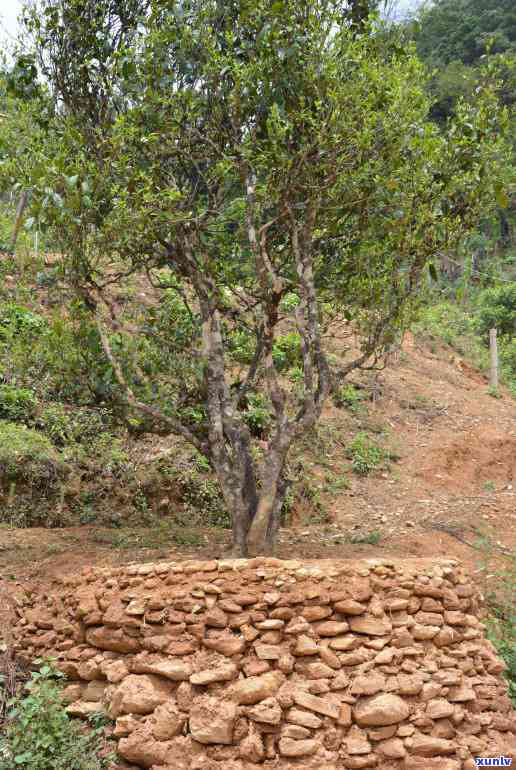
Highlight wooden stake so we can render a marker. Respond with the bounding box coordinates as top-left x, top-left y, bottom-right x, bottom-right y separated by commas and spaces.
489, 328, 498, 391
